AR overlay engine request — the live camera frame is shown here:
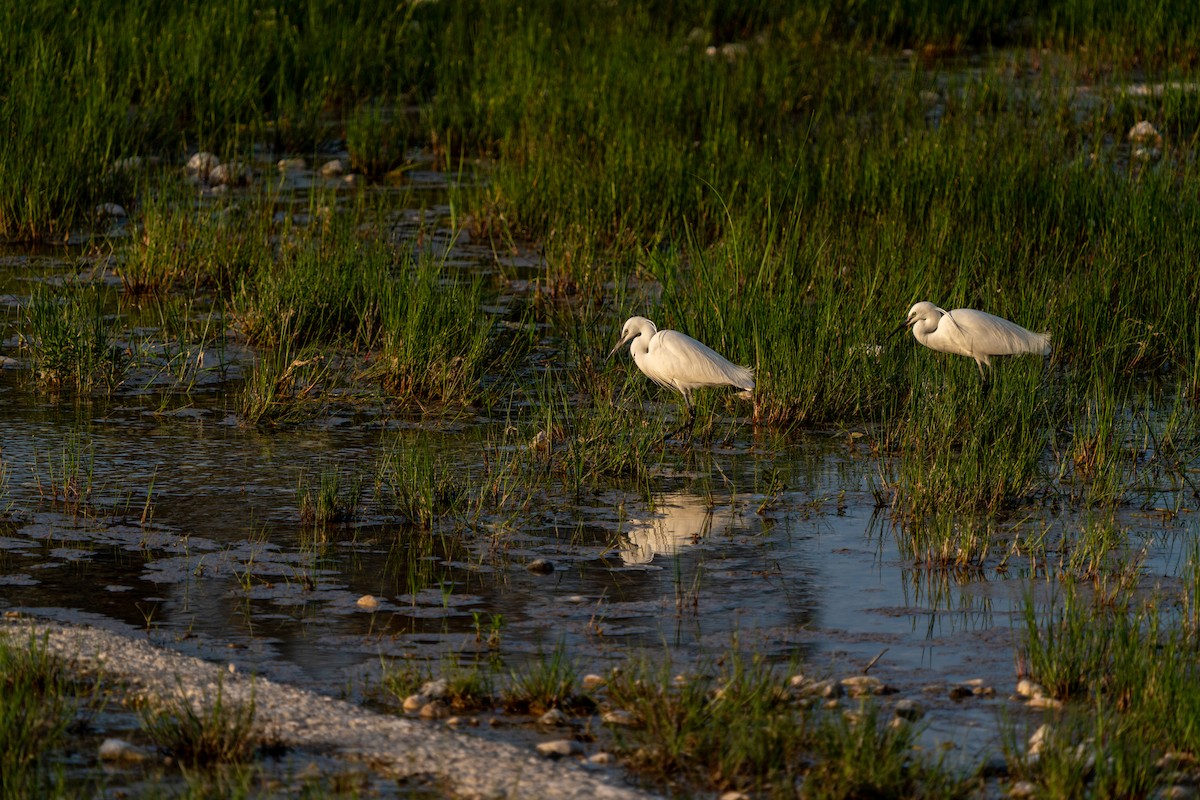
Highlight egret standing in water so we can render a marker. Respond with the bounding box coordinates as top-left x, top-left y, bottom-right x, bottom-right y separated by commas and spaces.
608, 316, 754, 434
890, 301, 1051, 379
